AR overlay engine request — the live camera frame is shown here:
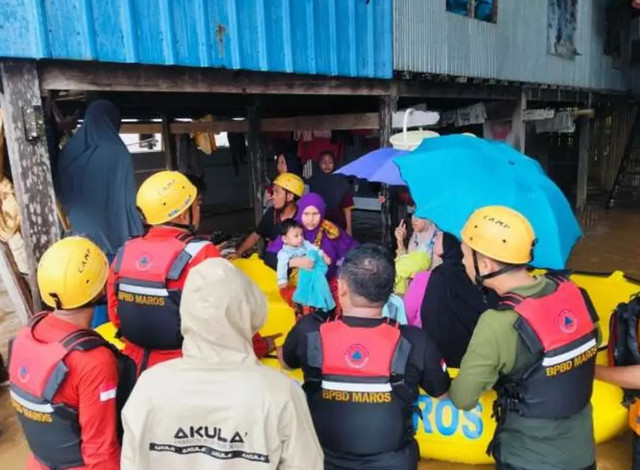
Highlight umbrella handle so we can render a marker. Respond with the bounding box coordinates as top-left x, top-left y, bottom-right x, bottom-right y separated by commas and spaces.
402, 108, 415, 144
